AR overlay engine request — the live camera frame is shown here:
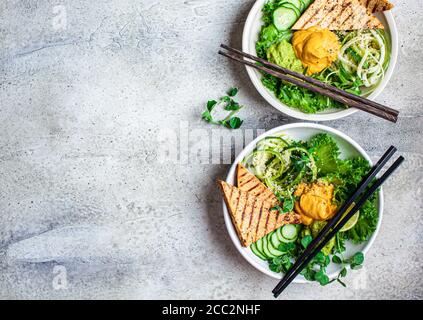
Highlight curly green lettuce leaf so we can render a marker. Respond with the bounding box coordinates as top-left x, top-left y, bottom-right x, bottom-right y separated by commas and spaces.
322, 157, 371, 203
260, 74, 346, 113
256, 25, 292, 59
307, 133, 340, 176
346, 194, 378, 243
319, 155, 378, 243
337, 157, 371, 181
